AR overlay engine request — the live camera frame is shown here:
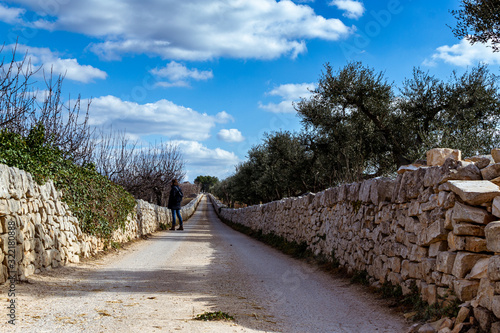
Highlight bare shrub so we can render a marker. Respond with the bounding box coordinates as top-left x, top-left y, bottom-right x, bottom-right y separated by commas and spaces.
116, 141, 186, 206
0, 44, 95, 165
